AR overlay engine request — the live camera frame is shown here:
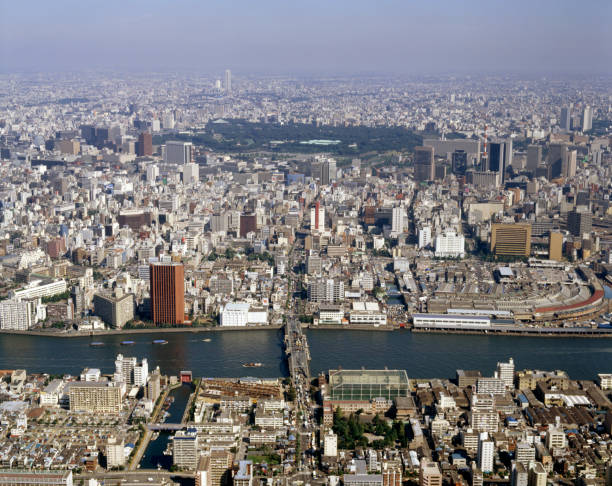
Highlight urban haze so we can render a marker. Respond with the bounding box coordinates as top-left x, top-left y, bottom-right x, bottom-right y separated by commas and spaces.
0, 2, 612, 486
